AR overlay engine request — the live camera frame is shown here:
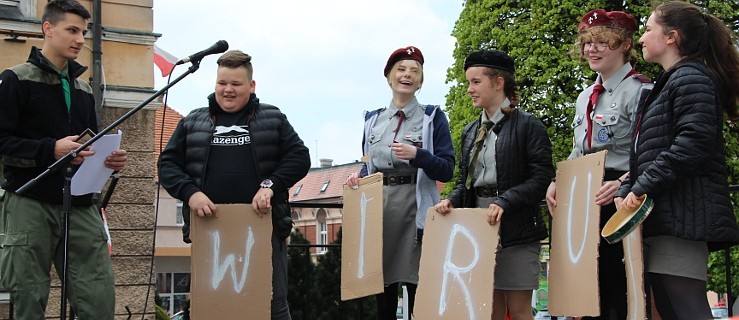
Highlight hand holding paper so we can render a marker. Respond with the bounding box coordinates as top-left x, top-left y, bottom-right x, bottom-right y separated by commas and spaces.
71, 130, 123, 195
